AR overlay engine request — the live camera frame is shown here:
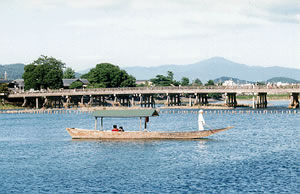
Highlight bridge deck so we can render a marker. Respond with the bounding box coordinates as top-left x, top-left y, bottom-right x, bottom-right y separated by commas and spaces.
7, 86, 300, 98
